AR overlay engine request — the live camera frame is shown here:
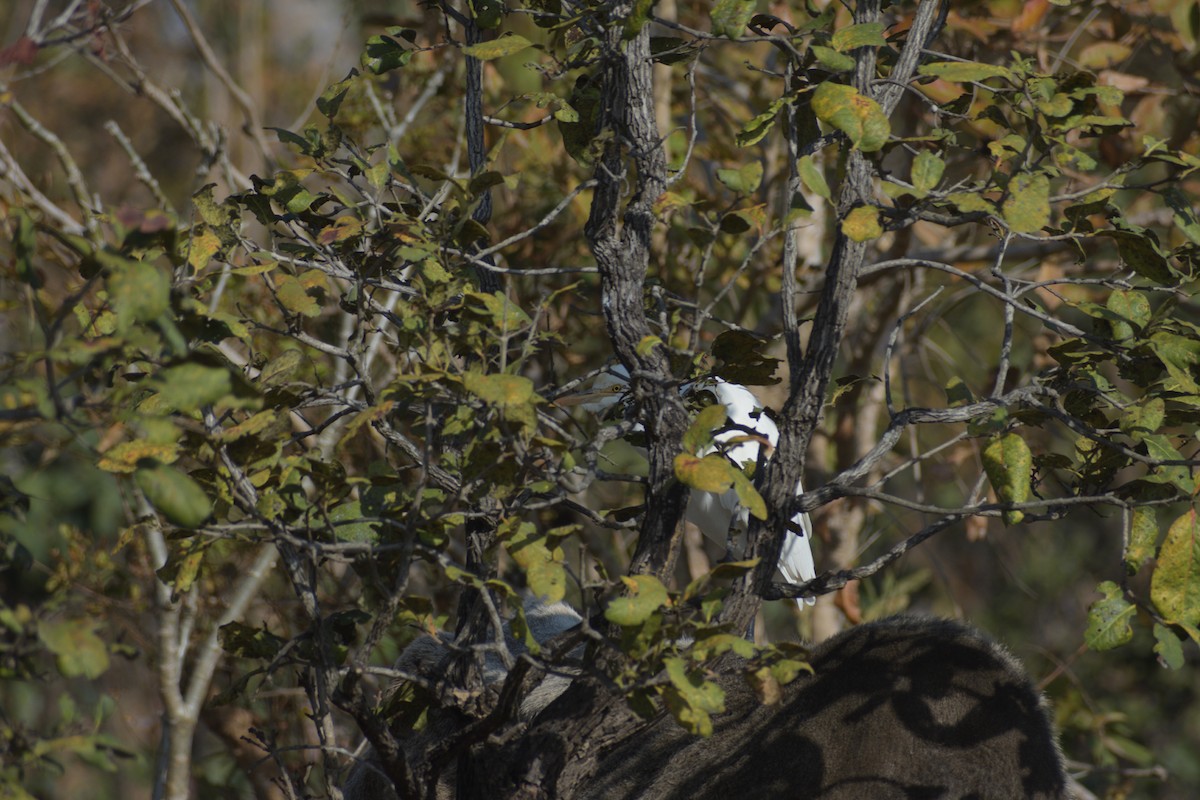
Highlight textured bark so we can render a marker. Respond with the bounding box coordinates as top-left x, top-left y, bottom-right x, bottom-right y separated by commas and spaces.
344, 616, 1068, 800
583, 4, 689, 581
